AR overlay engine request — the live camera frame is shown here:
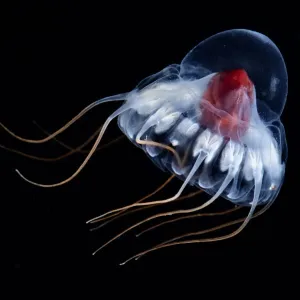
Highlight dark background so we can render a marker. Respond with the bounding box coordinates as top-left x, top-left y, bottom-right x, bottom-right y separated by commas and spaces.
2, 2, 298, 284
